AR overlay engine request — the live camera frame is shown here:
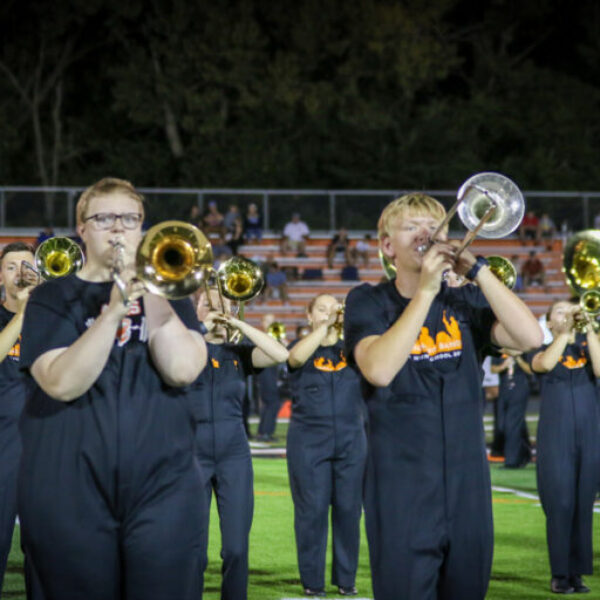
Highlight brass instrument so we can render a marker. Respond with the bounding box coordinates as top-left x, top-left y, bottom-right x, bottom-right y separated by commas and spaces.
267, 321, 287, 342
216, 256, 264, 320
563, 230, 600, 331
136, 220, 213, 299
34, 236, 85, 280
332, 302, 345, 340
487, 255, 517, 289
423, 172, 525, 257
378, 249, 397, 281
